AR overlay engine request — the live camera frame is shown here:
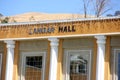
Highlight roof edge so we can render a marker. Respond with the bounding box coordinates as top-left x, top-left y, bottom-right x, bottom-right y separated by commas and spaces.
0, 16, 120, 26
